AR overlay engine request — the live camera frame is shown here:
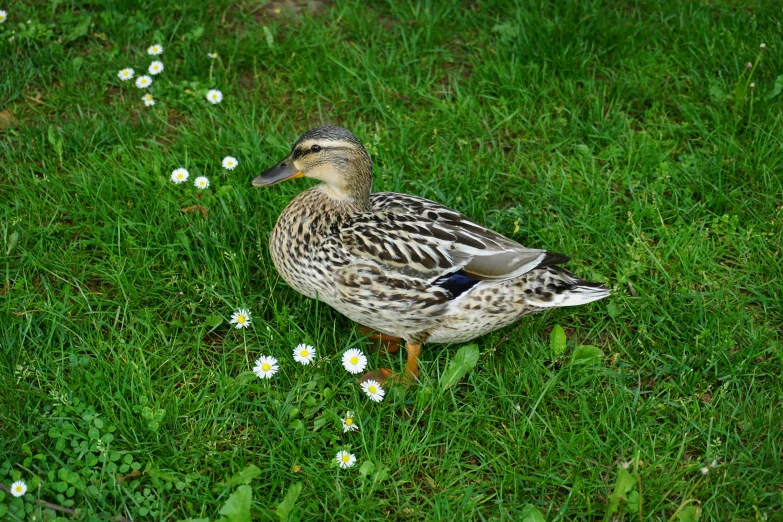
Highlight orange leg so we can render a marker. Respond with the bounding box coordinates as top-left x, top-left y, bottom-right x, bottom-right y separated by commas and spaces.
359, 343, 421, 387
358, 325, 400, 355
